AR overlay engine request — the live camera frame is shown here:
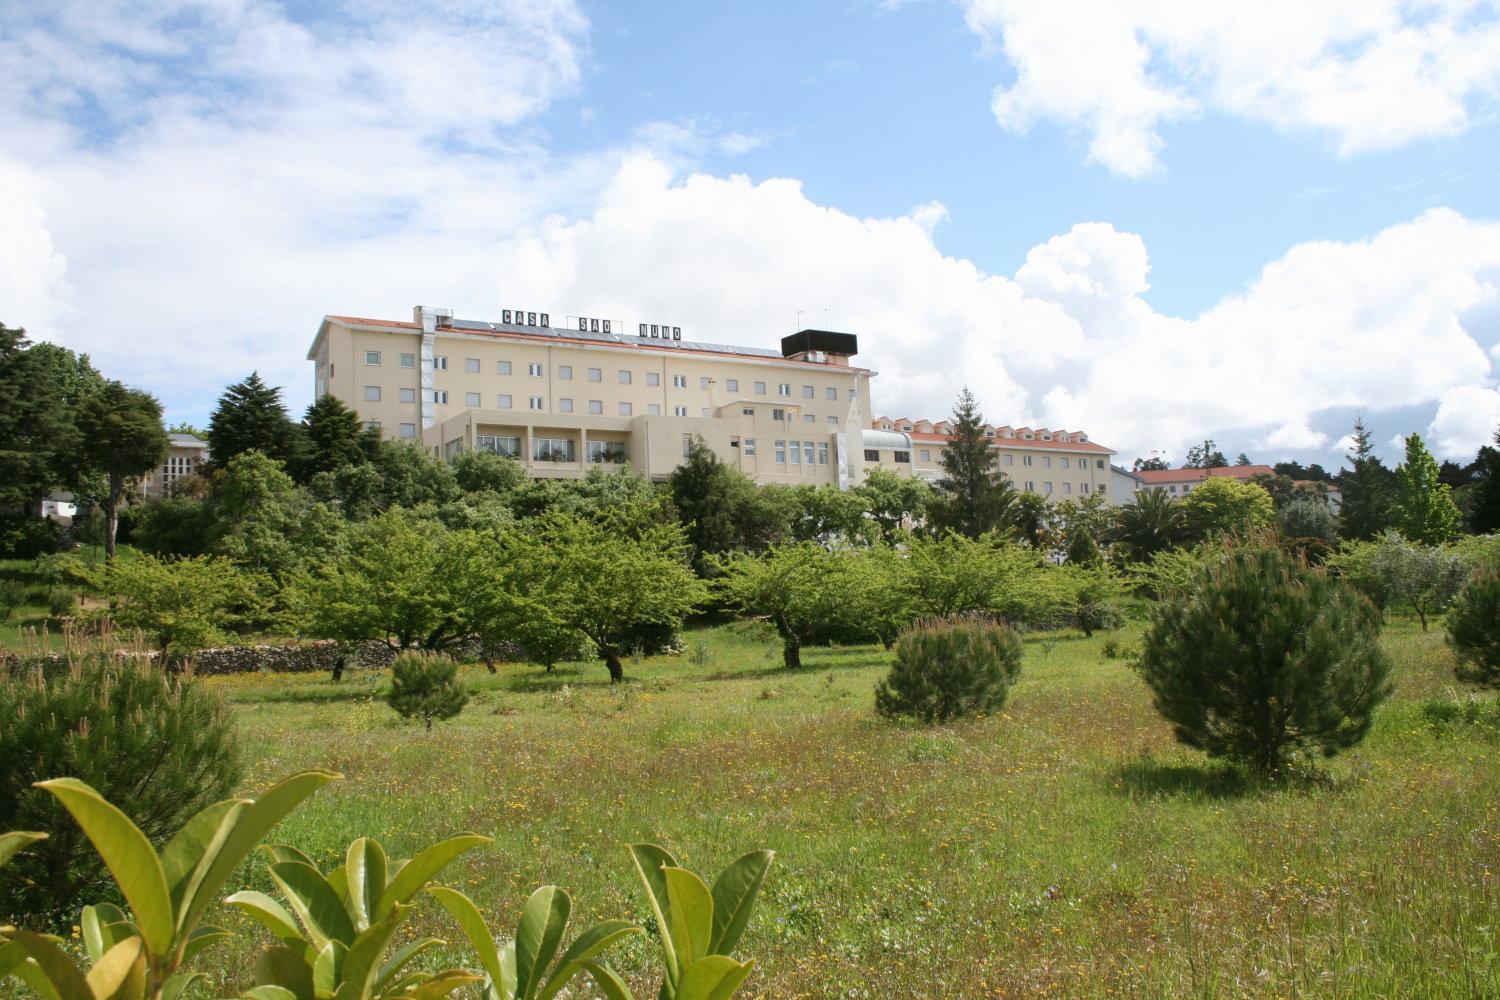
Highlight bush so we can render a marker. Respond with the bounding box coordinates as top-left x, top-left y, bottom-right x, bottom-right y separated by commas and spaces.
387, 651, 469, 729
0, 578, 28, 622
1447, 566, 1500, 688
0, 513, 64, 559
1140, 545, 1392, 774
45, 587, 74, 618
0, 648, 241, 925
875, 615, 1023, 723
